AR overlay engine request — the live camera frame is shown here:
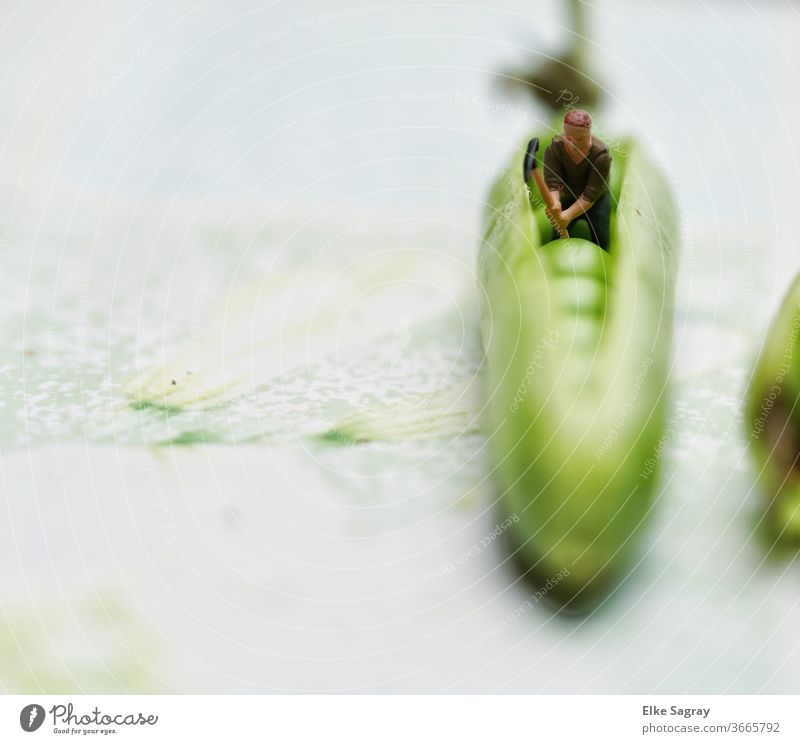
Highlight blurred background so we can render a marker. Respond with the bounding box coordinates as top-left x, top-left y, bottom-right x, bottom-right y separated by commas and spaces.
1, 0, 800, 693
